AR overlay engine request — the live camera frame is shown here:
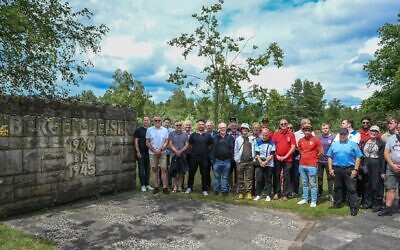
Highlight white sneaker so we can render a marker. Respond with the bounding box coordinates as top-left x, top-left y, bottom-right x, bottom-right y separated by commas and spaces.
141, 185, 146, 192
202, 191, 209, 196
254, 195, 261, 201
185, 188, 192, 194
265, 196, 271, 202
297, 199, 308, 205
146, 185, 154, 191
310, 202, 317, 208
